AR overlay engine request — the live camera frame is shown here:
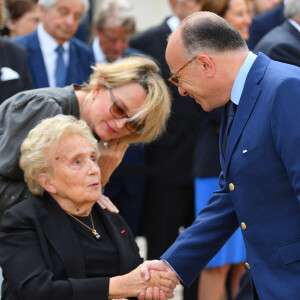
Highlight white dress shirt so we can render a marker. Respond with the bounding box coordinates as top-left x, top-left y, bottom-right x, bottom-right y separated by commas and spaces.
37, 24, 70, 87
